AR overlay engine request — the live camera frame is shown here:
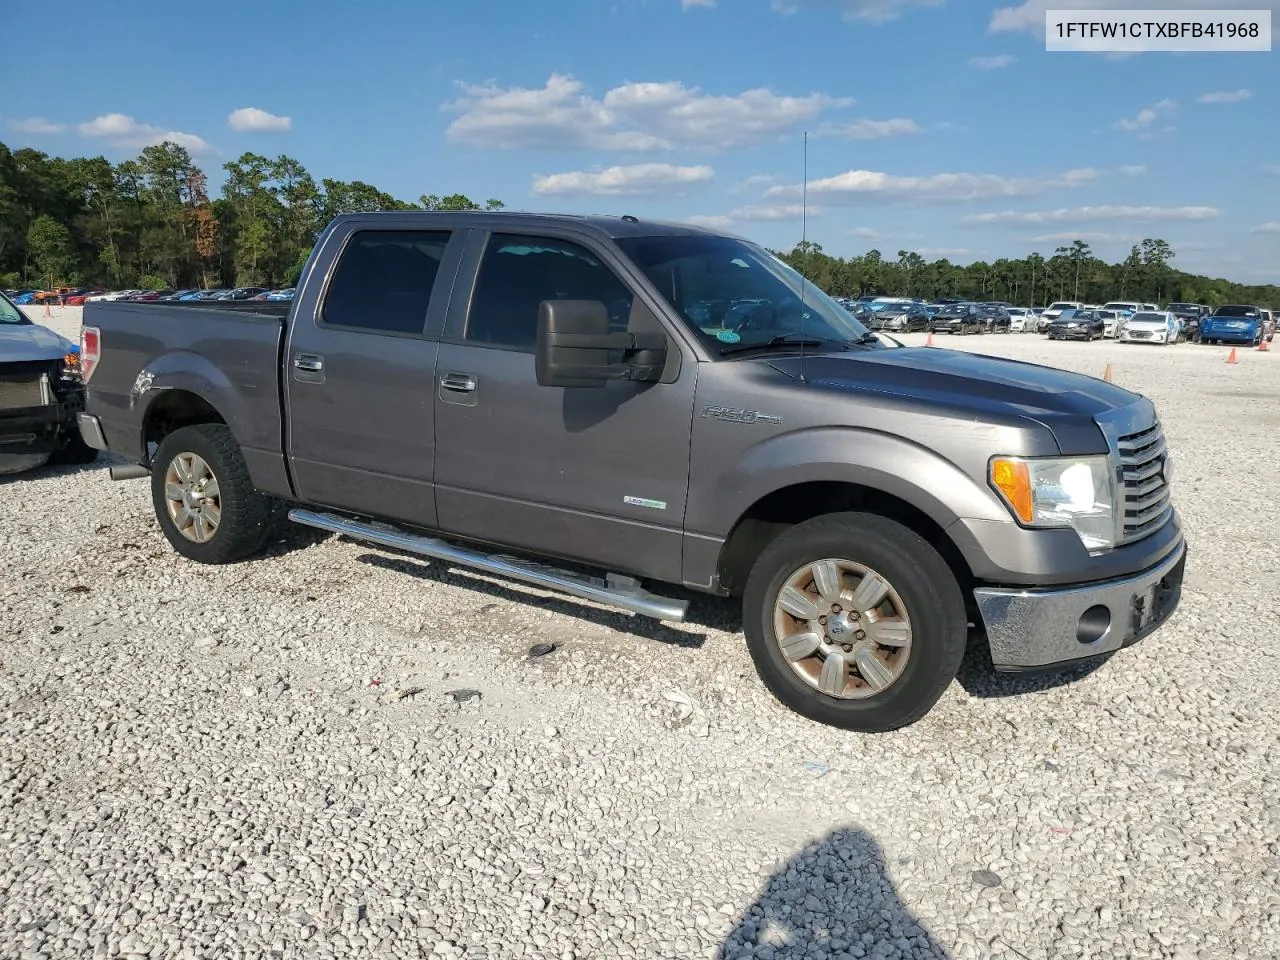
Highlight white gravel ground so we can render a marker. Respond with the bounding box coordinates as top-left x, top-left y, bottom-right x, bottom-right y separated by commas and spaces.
3, 308, 1278, 959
